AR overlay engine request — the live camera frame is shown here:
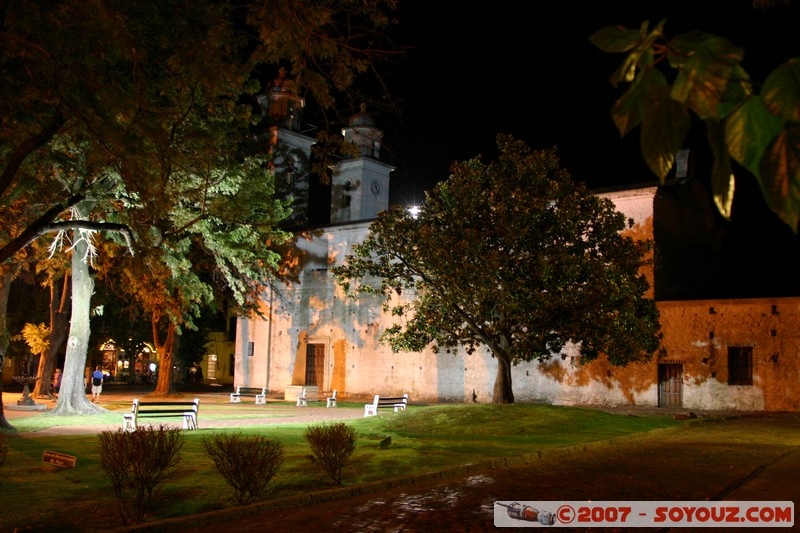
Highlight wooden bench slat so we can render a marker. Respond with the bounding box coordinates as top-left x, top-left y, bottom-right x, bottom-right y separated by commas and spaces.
137, 402, 197, 407
123, 398, 200, 432
135, 410, 195, 414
